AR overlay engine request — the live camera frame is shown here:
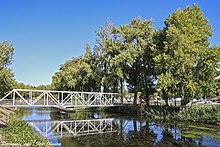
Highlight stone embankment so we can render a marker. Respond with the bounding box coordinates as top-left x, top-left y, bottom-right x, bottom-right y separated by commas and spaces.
0, 107, 16, 126
0, 107, 16, 144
